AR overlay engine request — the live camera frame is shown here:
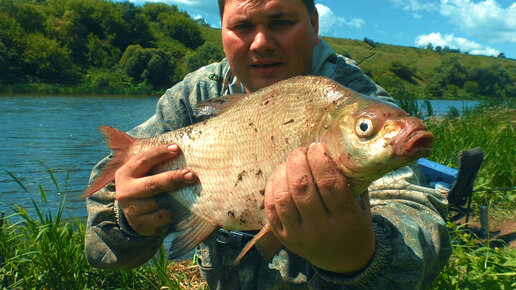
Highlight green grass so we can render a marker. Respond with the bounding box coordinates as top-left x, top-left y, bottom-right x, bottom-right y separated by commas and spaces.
1, 103, 515, 288
0, 171, 188, 289
432, 222, 516, 289
425, 103, 516, 210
